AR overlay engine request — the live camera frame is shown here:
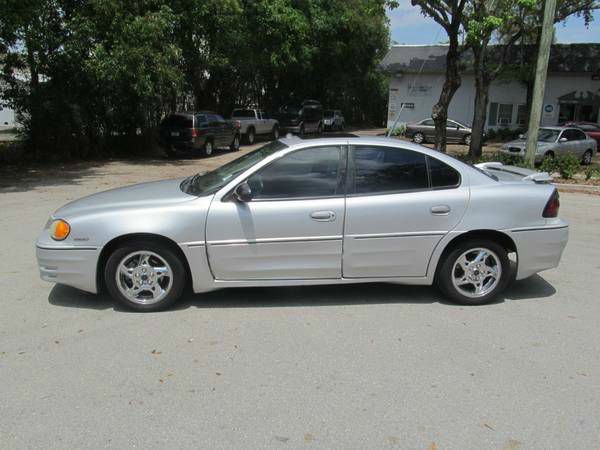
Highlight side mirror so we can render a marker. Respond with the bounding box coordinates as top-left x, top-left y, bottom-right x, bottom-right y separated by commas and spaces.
559, 137, 568, 143
233, 182, 253, 202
